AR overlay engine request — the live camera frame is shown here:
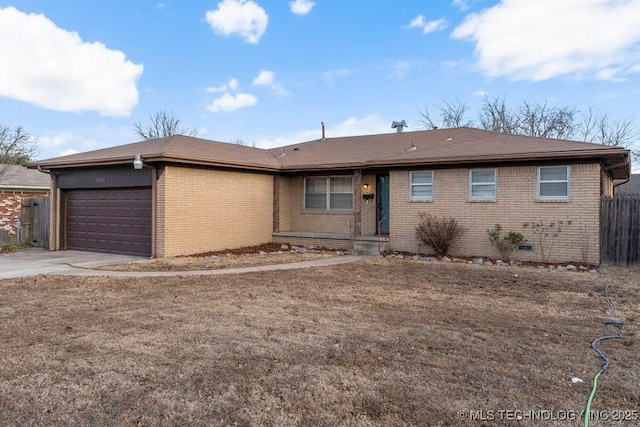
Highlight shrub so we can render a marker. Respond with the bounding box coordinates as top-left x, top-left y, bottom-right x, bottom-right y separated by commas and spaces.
522, 220, 572, 263
487, 224, 526, 262
415, 213, 464, 257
